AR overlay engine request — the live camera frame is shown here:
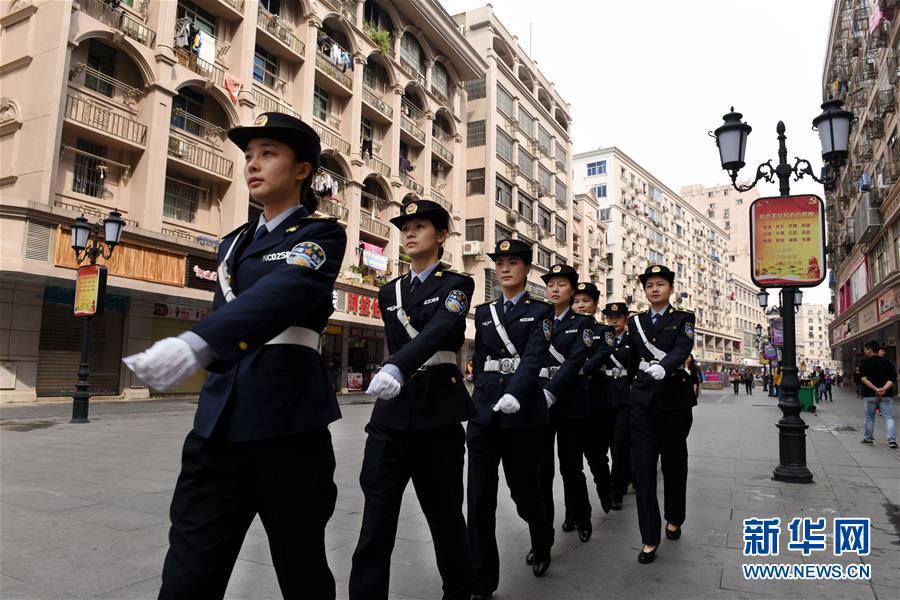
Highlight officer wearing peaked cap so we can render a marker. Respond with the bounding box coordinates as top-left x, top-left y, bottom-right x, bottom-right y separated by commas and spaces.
467, 238, 555, 598
124, 112, 346, 599
625, 264, 696, 565
350, 198, 475, 600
